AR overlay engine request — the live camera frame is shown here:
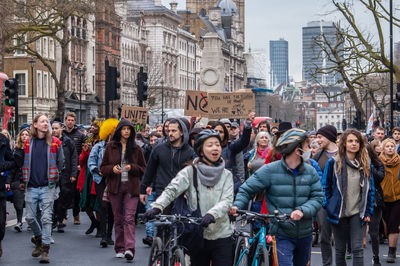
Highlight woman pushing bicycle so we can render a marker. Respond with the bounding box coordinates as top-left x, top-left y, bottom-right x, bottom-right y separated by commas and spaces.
230, 128, 324, 266
144, 129, 234, 266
